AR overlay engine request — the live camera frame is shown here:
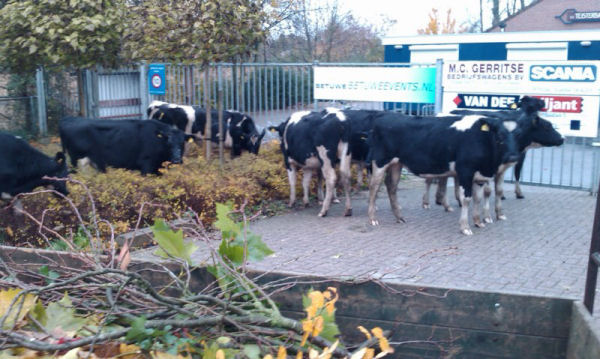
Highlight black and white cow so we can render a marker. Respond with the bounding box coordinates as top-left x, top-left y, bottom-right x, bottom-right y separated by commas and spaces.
59, 117, 194, 175
424, 96, 564, 221
270, 108, 353, 217
0, 132, 69, 211
367, 112, 520, 235
147, 101, 265, 157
